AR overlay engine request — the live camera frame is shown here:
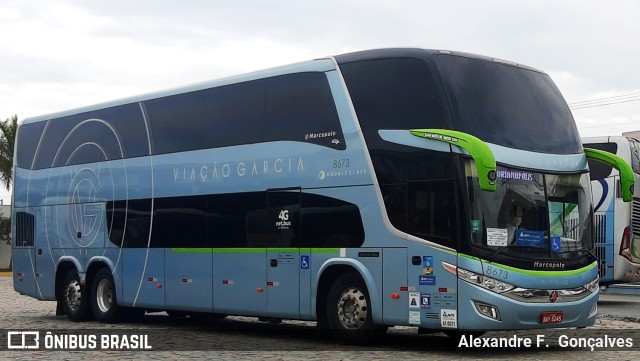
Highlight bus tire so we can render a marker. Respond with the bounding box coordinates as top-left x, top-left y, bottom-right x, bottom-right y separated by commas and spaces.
61, 270, 89, 322
325, 272, 385, 345
91, 268, 121, 323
